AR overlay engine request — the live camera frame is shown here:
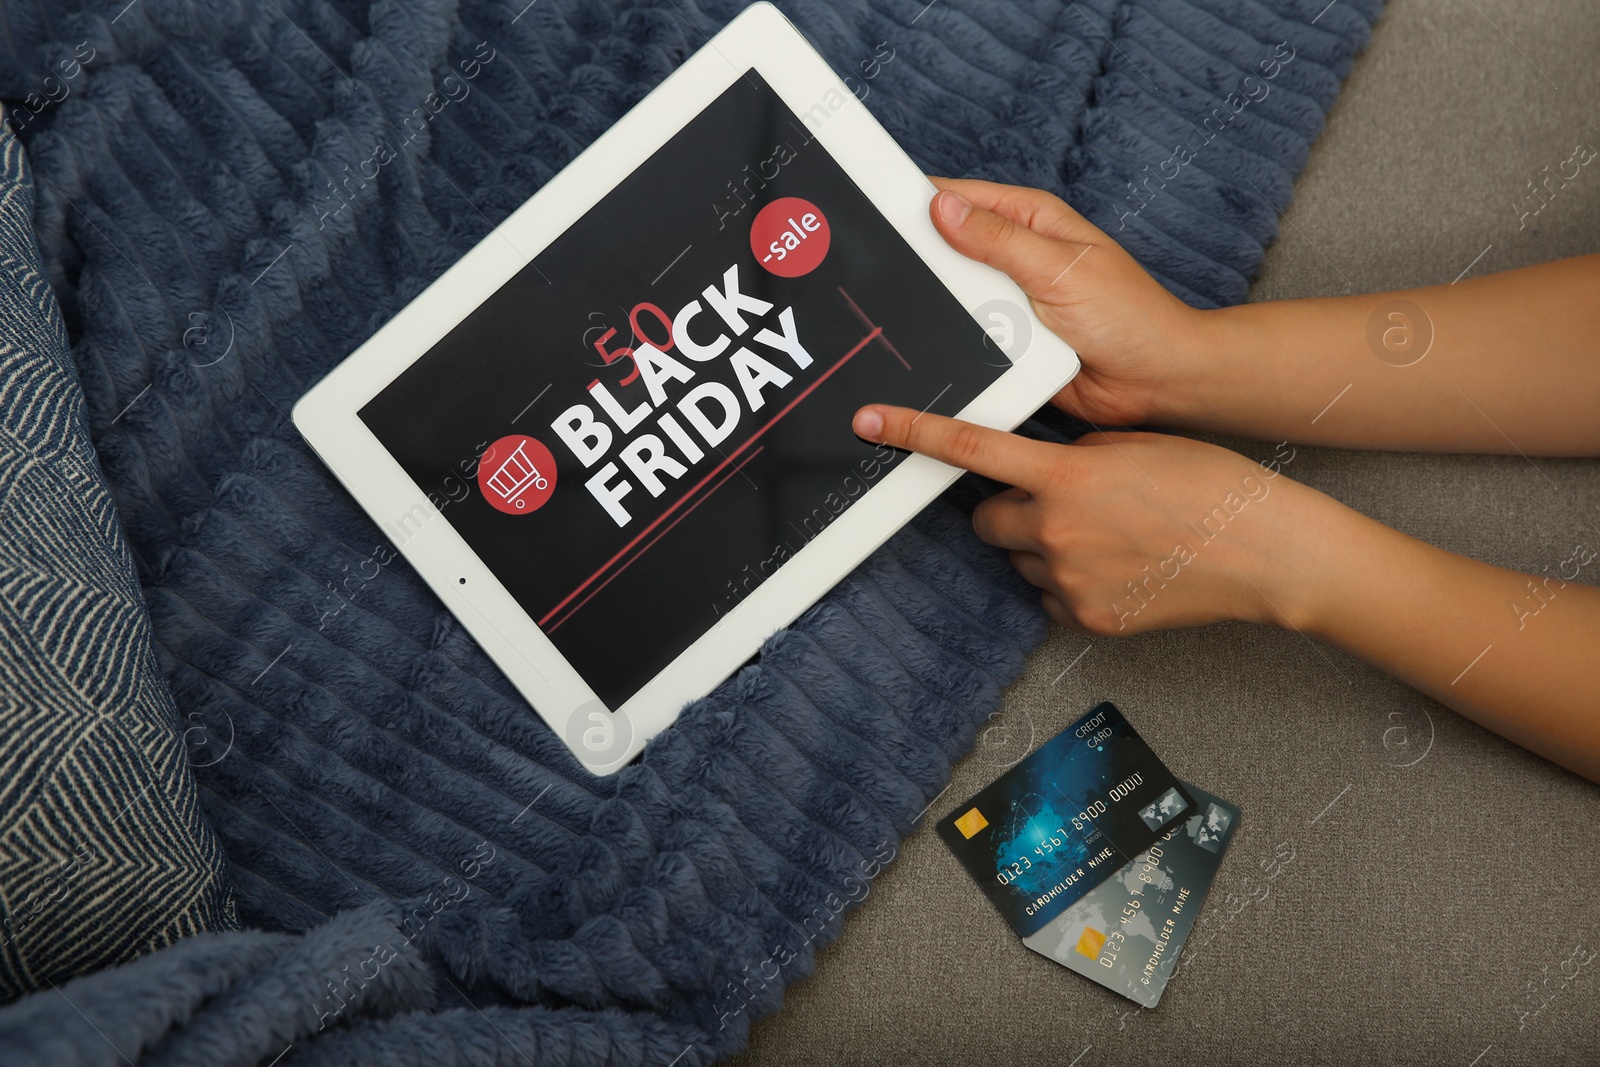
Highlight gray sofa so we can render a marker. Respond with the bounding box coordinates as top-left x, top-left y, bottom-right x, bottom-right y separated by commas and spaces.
735, 1, 1600, 1063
